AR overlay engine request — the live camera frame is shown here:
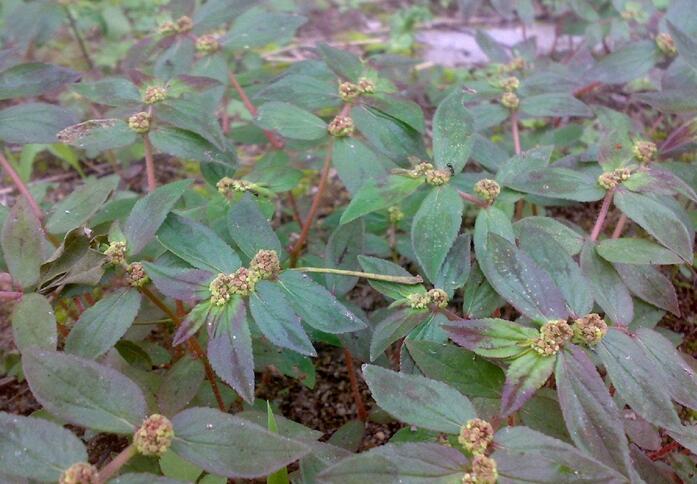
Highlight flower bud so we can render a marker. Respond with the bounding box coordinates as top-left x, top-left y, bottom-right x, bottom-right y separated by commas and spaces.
425, 168, 451, 186
656, 32, 677, 57
462, 455, 498, 484
500, 92, 519, 110
506, 57, 525, 72
209, 273, 233, 306
229, 267, 257, 296
500, 76, 520, 92
196, 34, 220, 54
357, 77, 376, 94
126, 262, 149, 287
598, 168, 632, 190
572, 313, 608, 345
428, 288, 449, 308
458, 418, 494, 455
134, 414, 174, 456
388, 206, 404, 224
104, 241, 127, 266
328, 115, 354, 137
531, 319, 572, 356
59, 463, 98, 484
128, 112, 150, 134
633, 140, 657, 164
176, 16, 193, 33
409, 162, 434, 178
158, 21, 177, 36
143, 85, 167, 105
338, 81, 361, 101
407, 293, 430, 310
217, 177, 255, 200
474, 179, 500, 203
250, 249, 281, 280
